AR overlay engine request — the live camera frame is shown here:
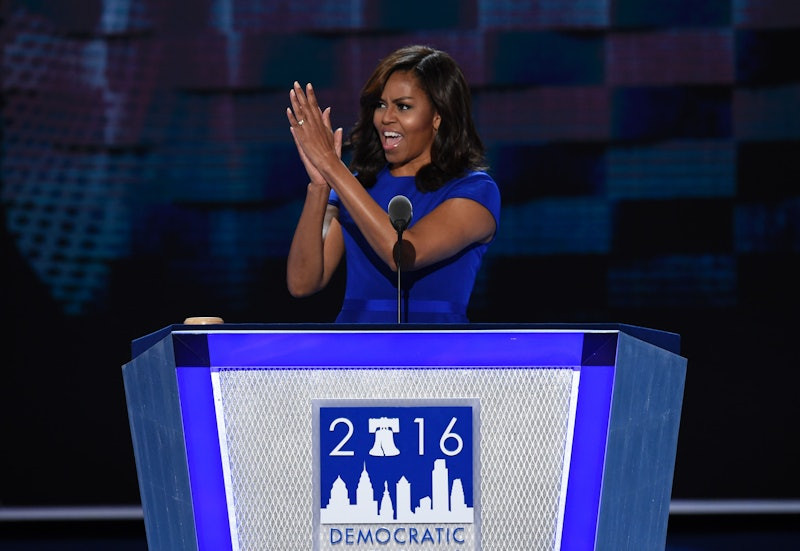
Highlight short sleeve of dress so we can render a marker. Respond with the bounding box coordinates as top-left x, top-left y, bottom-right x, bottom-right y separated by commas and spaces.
328, 188, 341, 208
442, 171, 501, 239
